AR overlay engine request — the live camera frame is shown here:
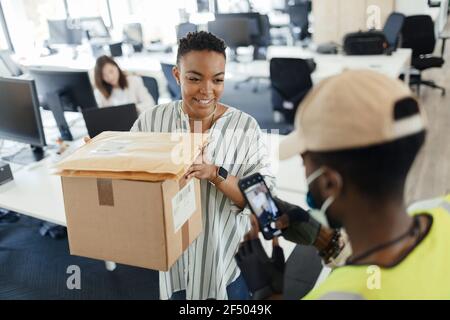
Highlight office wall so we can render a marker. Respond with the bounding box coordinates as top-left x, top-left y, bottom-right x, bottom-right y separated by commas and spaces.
395, 0, 428, 15
313, 0, 395, 44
